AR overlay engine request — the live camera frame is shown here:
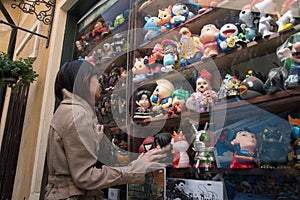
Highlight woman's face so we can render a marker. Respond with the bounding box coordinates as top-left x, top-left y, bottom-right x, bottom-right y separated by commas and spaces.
90, 75, 101, 105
